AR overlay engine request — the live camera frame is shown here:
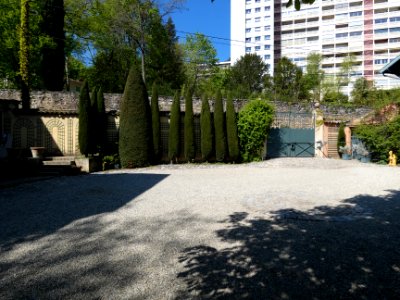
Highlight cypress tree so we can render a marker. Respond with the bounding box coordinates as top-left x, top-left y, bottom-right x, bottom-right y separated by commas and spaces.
78, 81, 90, 156
337, 122, 346, 156
168, 91, 180, 163
41, 0, 65, 91
184, 87, 195, 162
200, 94, 213, 162
119, 64, 153, 168
88, 87, 98, 154
151, 82, 161, 162
96, 87, 107, 154
214, 90, 226, 162
226, 93, 240, 162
